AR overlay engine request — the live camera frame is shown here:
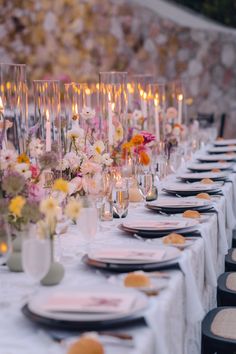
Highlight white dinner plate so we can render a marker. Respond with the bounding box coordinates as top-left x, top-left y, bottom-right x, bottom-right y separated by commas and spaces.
147, 197, 211, 209
163, 182, 223, 193
89, 246, 181, 265
214, 139, 236, 146
208, 146, 236, 154
188, 162, 233, 172
28, 286, 149, 322
122, 218, 198, 232
177, 171, 229, 181
197, 154, 236, 162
